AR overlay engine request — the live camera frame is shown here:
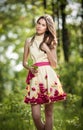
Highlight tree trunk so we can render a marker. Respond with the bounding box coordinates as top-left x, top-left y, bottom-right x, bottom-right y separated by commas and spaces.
81, 0, 83, 58
60, 0, 70, 62
56, 0, 60, 45
51, 0, 55, 20
43, 0, 47, 11
29, 0, 35, 26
